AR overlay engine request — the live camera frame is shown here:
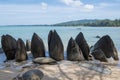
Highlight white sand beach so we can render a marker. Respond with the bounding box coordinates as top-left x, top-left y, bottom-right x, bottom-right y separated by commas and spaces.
0, 60, 120, 80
